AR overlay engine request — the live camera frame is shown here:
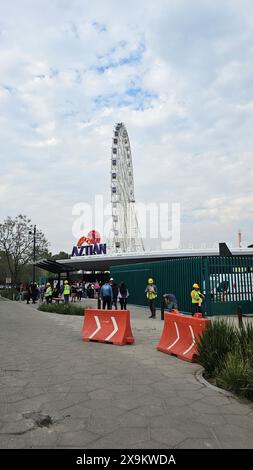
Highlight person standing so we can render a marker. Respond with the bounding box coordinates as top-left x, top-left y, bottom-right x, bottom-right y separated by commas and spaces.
31, 282, 38, 304
100, 281, 113, 310
45, 283, 53, 304
110, 278, 119, 309
94, 280, 100, 299
77, 283, 82, 301
145, 278, 157, 318
63, 280, 71, 305
40, 284, 45, 302
118, 282, 129, 310
16, 283, 23, 302
52, 284, 60, 299
191, 283, 205, 316
71, 283, 77, 302
26, 284, 31, 304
